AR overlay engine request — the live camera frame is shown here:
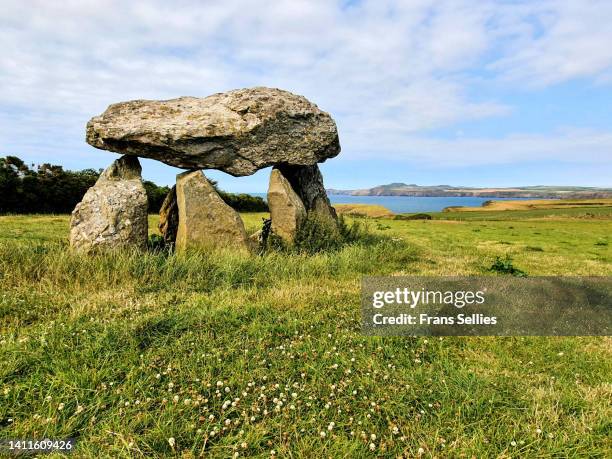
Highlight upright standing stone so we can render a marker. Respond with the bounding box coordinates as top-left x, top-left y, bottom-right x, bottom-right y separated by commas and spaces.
267, 168, 306, 242
276, 164, 337, 222
175, 171, 251, 252
158, 185, 178, 245
69, 155, 148, 251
